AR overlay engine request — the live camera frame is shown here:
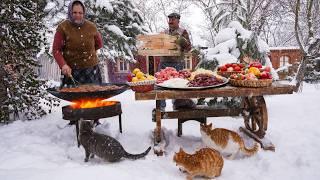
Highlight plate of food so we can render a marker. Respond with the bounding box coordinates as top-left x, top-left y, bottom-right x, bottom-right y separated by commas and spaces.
156, 74, 228, 90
